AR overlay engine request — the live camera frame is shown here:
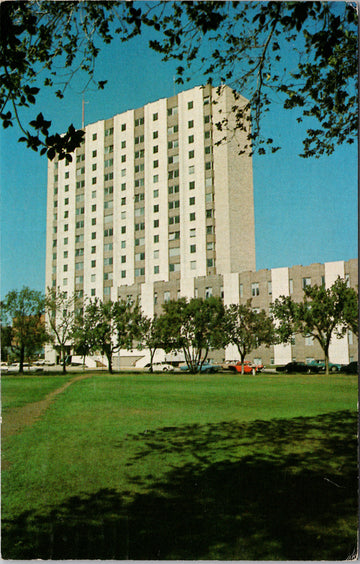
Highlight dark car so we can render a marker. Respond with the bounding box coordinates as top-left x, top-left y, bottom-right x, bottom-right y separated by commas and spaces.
341, 361, 358, 374
277, 362, 320, 374
306, 359, 343, 372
